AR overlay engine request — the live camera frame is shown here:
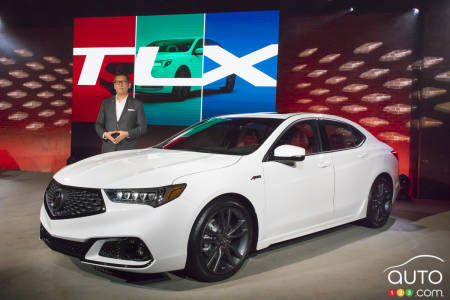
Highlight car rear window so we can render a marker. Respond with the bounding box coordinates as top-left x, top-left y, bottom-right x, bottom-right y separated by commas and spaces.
320, 120, 365, 151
